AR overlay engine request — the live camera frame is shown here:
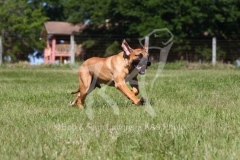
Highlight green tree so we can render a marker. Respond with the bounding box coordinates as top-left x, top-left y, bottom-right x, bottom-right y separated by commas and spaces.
57, 0, 240, 62
0, 0, 49, 61
63, 0, 240, 38
3, 0, 239, 61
